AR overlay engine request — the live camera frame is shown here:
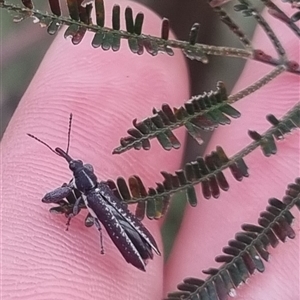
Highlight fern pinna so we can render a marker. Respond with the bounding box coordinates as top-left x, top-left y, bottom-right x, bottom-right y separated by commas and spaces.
166, 178, 300, 300
1, 0, 299, 299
